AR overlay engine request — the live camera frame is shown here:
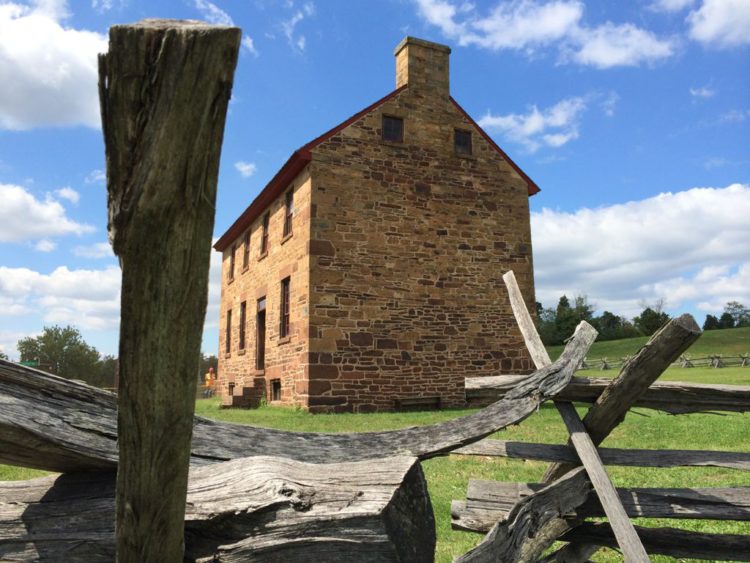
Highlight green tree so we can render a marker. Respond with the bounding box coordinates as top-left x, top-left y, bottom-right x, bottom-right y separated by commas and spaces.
17, 326, 100, 382
703, 314, 720, 330
0, 351, 8, 361
633, 307, 670, 336
718, 312, 735, 329
724, 301, 749, 327
536, 305, 561, 345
